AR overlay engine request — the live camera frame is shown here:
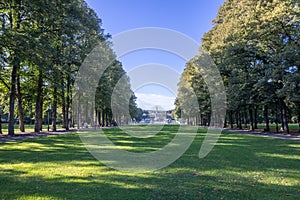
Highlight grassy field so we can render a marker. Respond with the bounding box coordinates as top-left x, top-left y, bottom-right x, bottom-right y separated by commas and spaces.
0, 125, 299, 199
